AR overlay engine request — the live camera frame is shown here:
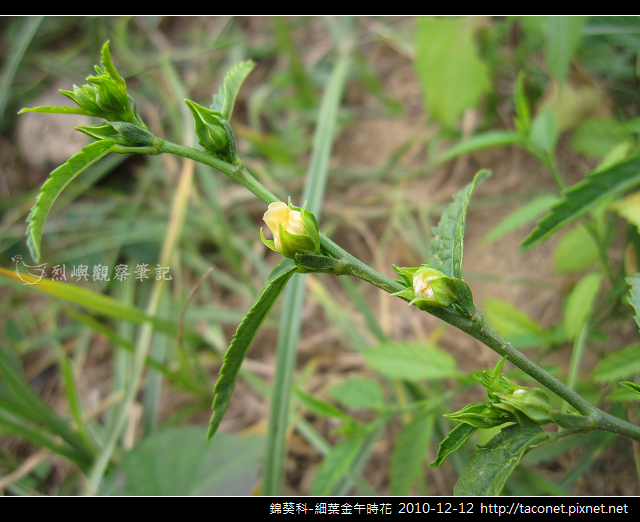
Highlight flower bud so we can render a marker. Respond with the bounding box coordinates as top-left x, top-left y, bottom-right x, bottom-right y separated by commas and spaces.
184, 99, 230, 156
391, 265, 458, 309
261, 200, 320, 259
